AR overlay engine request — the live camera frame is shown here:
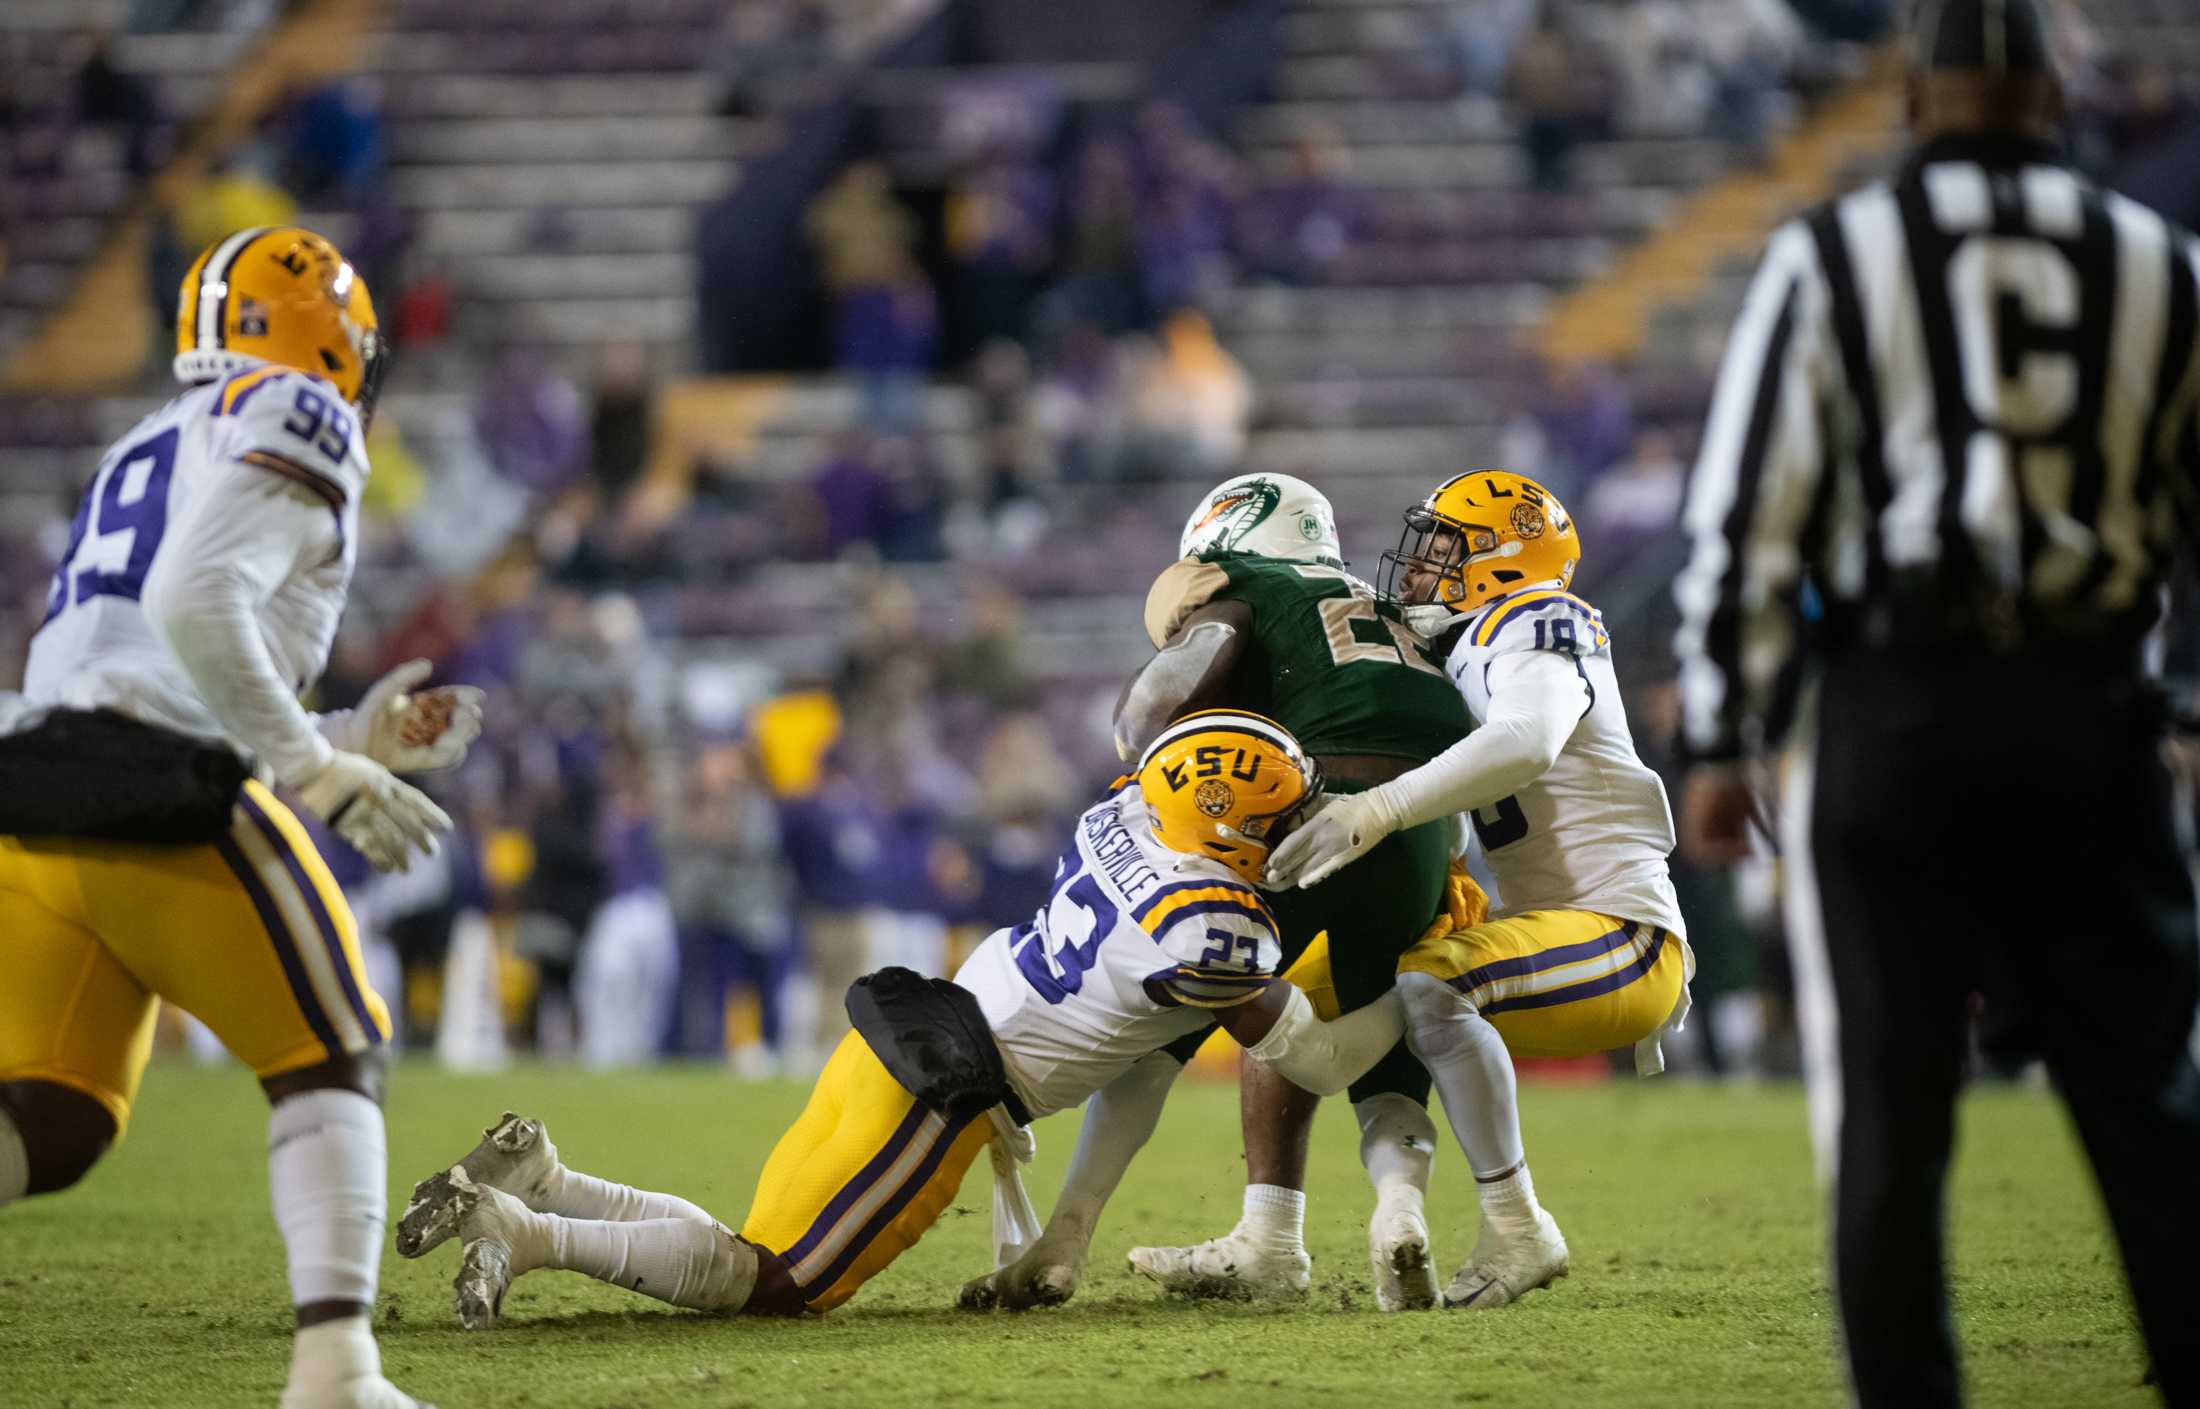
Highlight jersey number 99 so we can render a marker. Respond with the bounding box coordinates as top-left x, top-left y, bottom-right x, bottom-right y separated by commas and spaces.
283, 386, 354, 463
42, 428, 179, 623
